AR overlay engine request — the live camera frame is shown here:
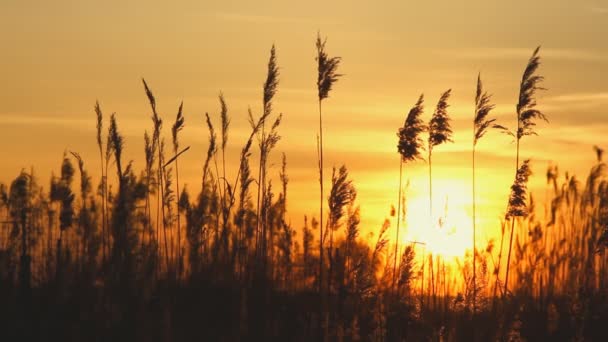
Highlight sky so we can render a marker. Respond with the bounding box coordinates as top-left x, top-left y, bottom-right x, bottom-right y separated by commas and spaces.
1, 0, 607, 256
